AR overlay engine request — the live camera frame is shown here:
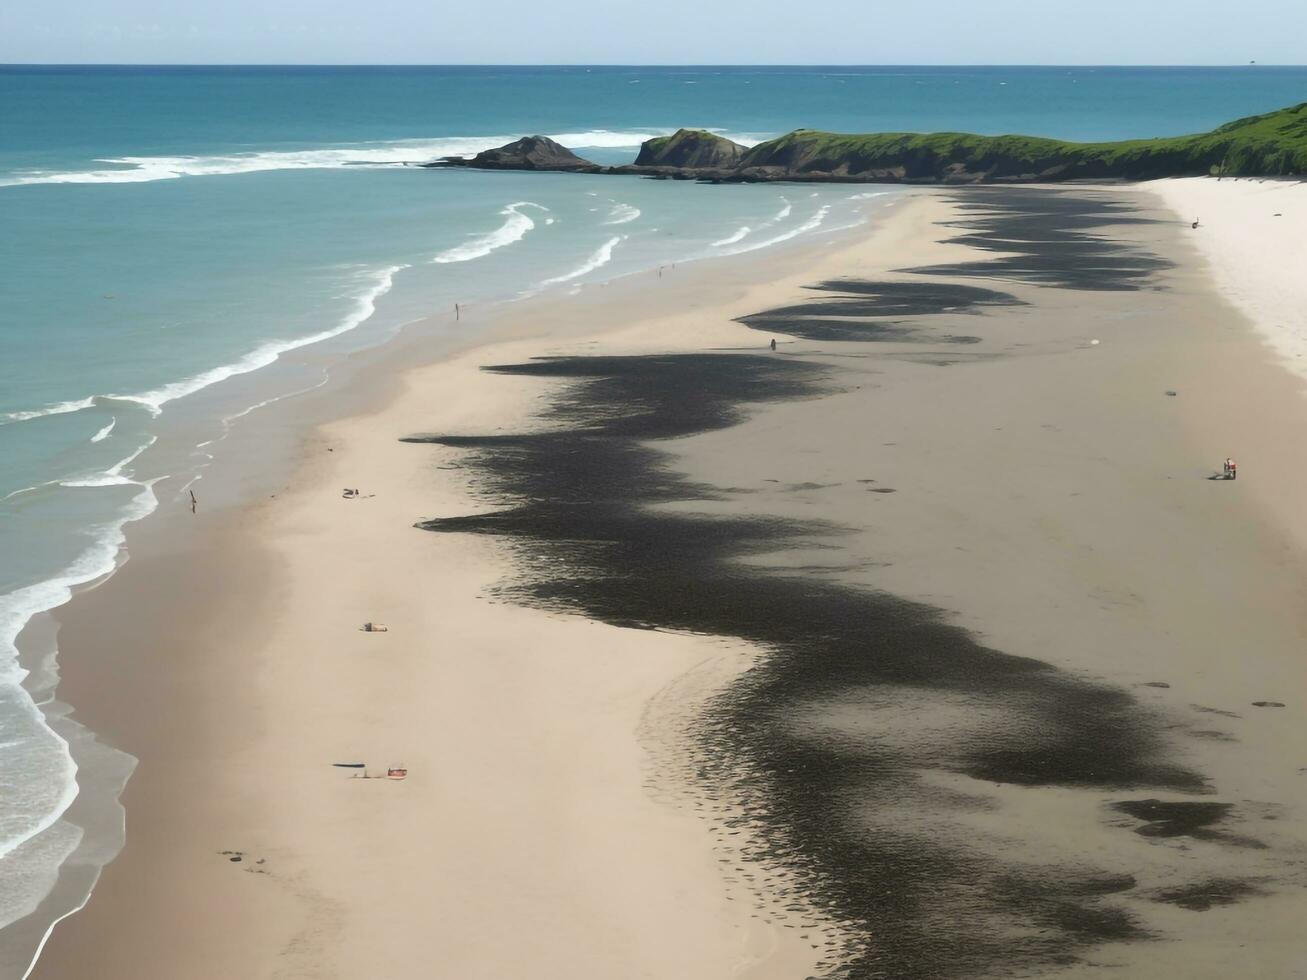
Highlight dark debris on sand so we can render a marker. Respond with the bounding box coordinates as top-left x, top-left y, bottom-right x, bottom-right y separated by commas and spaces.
736, 279, 1018, 343
403, 189, 1229, 979
901, 187, 1173, 291
1152, 878, 1264, 911
409, 350, 1204, 979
